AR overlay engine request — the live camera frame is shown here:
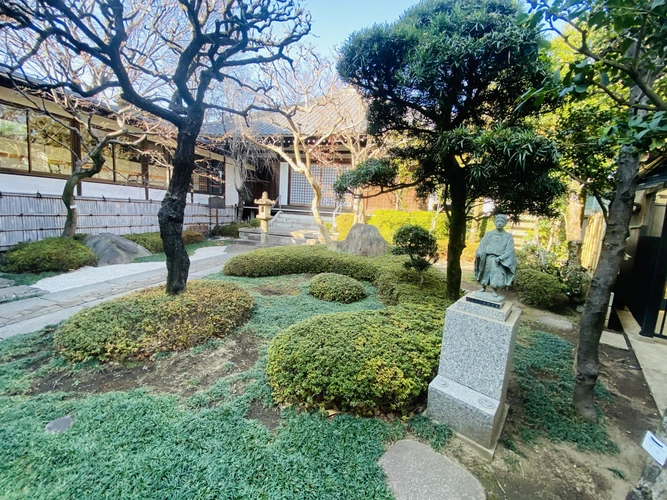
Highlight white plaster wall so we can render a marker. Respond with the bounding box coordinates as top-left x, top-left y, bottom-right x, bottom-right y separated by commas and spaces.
81, 182, 146, 200
0, 172, 66, 196
225, 161, 240, 206
279, 162, 289, 204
